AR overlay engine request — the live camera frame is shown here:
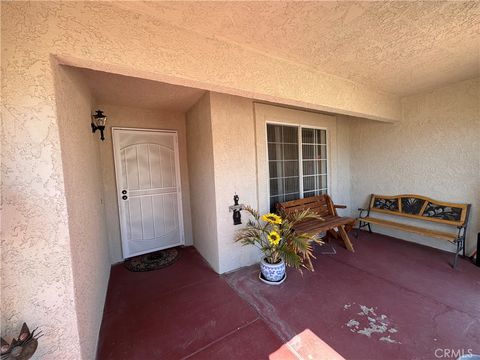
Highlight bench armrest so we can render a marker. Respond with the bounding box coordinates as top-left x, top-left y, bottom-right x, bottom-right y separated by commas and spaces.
334, 204, 347, 209
357, 208, 369, 218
